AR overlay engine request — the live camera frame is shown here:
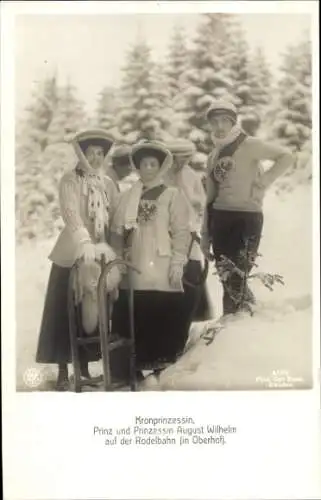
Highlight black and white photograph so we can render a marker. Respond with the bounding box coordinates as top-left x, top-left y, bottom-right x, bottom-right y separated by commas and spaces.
13, 7, 315, 394
2, 2, 320, 500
